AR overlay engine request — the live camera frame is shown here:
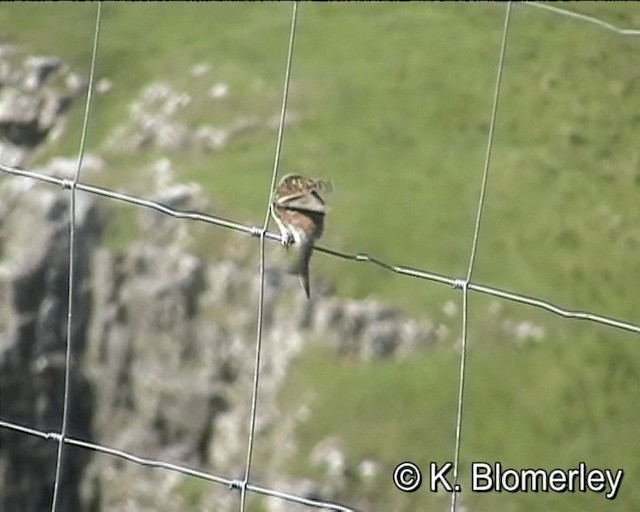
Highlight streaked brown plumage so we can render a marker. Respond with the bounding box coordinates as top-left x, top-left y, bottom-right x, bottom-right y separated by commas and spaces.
270, 174, 331, 298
